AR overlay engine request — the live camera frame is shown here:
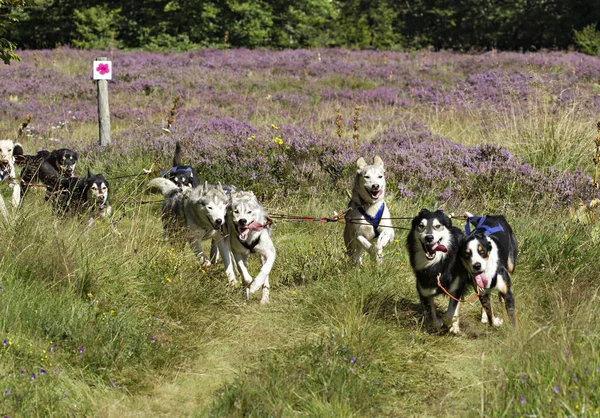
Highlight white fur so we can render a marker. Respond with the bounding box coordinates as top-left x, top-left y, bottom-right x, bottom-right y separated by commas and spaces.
149, 177, 235, 284
344, 155, 394, 265
411, 218, 453, 271
0, 140, 21, 220
228, 190, 276, 304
